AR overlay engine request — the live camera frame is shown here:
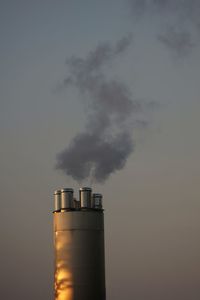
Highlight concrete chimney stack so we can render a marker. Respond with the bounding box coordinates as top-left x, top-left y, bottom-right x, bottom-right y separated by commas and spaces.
53, 187, 106, 300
